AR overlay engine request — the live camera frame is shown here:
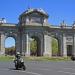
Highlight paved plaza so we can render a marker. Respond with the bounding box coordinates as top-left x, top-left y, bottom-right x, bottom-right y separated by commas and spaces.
0, 61, 75, 75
